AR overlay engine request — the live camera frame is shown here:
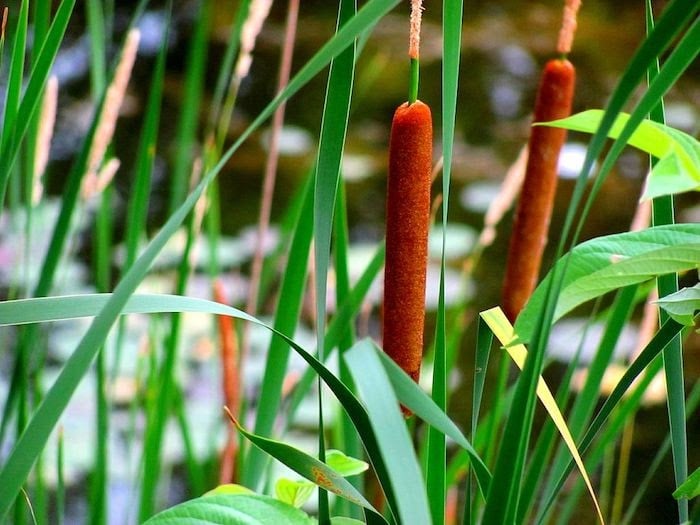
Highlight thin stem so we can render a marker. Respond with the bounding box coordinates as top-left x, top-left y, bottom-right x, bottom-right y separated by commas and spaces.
243, 0, 300, 352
